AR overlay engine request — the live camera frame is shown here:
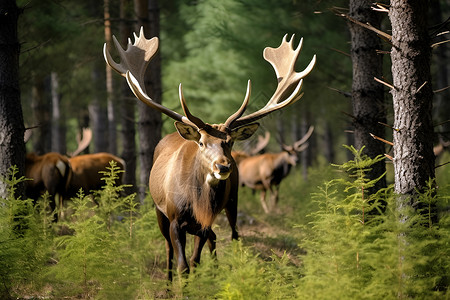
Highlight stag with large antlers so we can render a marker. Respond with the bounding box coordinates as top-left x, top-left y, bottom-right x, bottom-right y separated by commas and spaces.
238, 126, 314, 213
104, 28, 315, 280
